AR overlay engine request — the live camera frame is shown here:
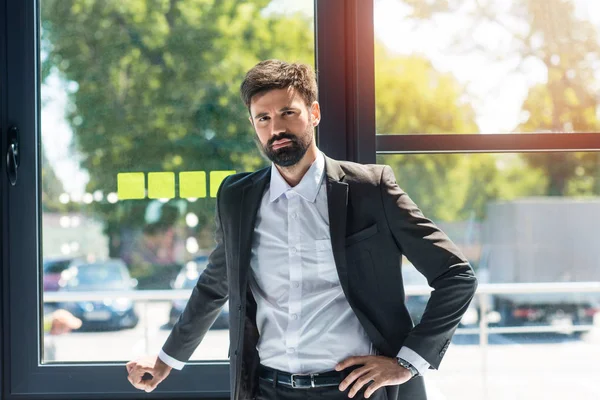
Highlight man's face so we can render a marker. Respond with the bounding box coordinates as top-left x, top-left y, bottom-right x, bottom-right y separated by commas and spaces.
249, 88, 320, 167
